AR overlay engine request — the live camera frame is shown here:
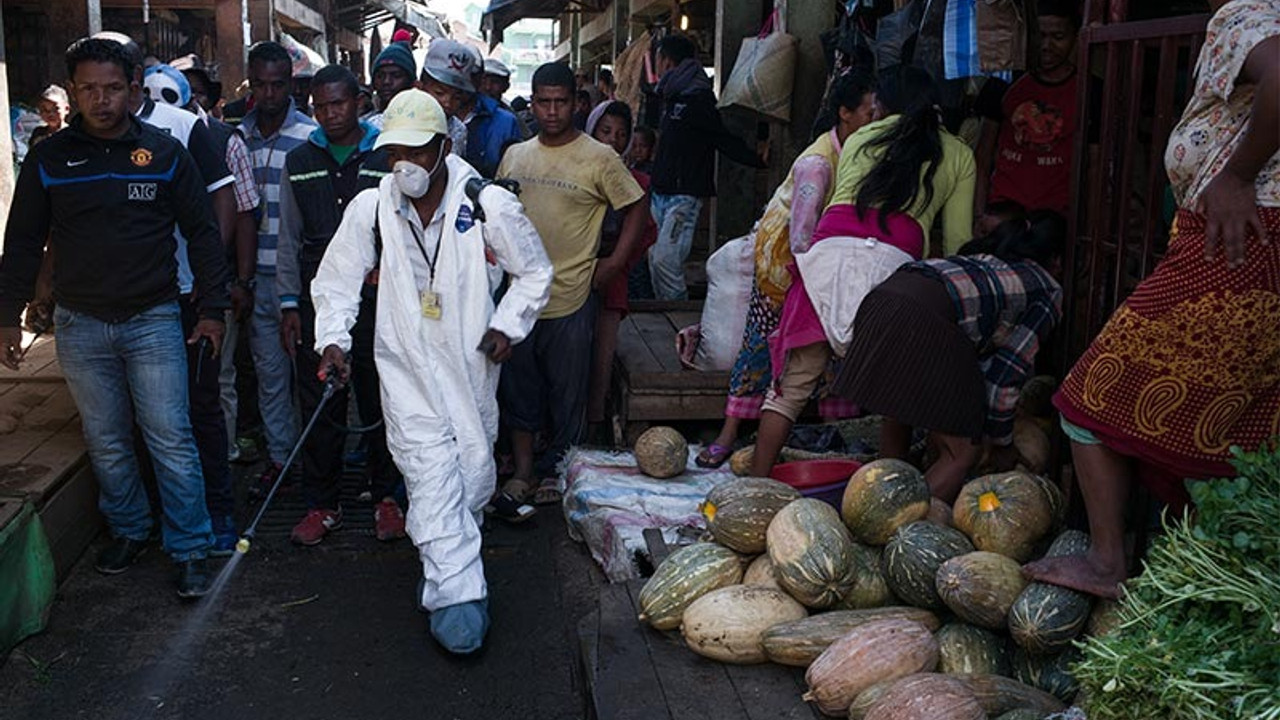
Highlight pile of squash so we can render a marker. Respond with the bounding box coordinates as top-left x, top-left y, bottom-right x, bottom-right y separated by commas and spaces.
638, 458, 1112, 719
